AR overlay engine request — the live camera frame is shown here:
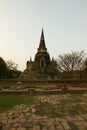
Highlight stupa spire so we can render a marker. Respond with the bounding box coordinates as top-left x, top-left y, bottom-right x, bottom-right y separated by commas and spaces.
38, 29, 47, 52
